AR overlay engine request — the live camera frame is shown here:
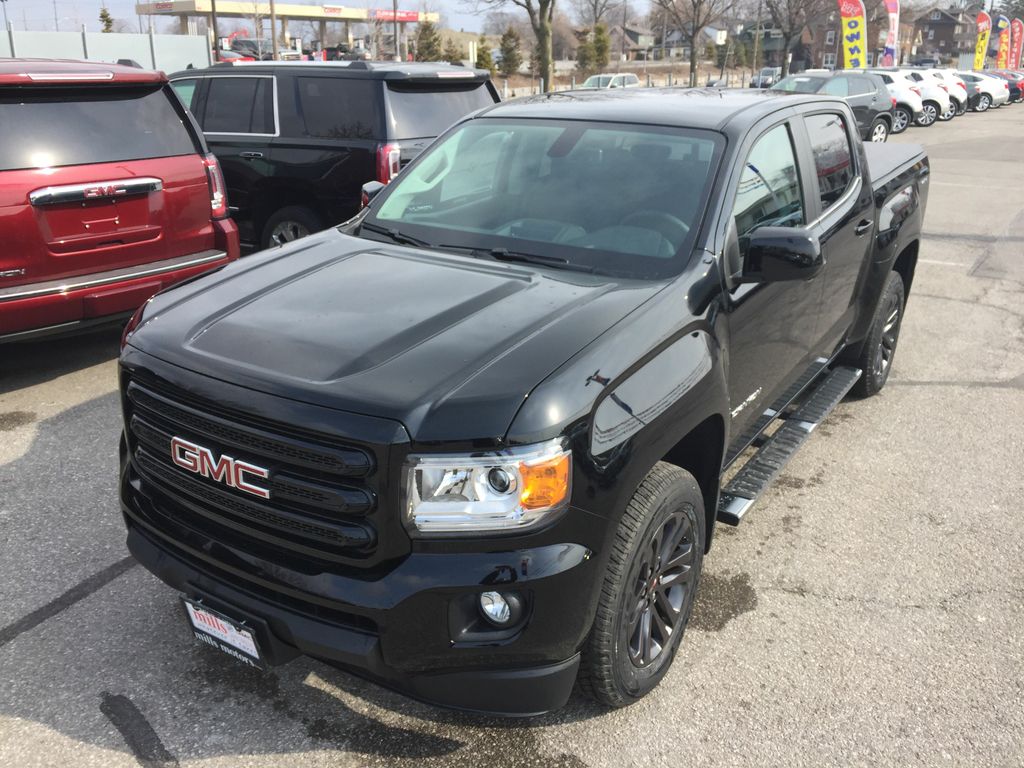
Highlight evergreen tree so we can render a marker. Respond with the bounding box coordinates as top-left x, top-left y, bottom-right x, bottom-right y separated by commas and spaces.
498, 26, 523, 78
442, 38, 463, 64
475, 35, 495, 74
413, 21, 443, 61
99, 6, 115, 33
592, 23, 610, 70
576, 33, 595, 73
